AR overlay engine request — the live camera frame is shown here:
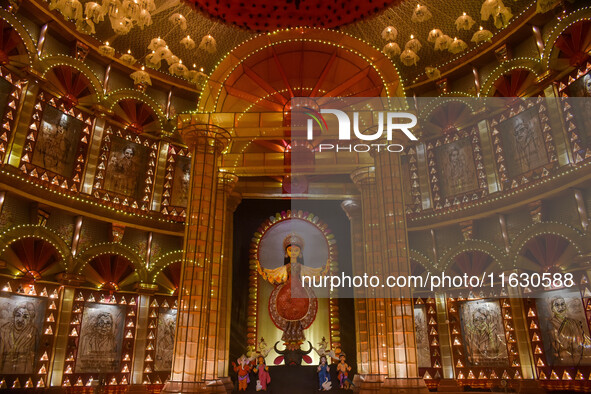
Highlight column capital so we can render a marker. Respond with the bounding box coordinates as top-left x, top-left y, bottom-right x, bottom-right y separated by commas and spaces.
179, 123, 230, 153
350, 166, 375, 187
341, 199, 361, 220
217, 171, 238, 194
227, 192, 242, 213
